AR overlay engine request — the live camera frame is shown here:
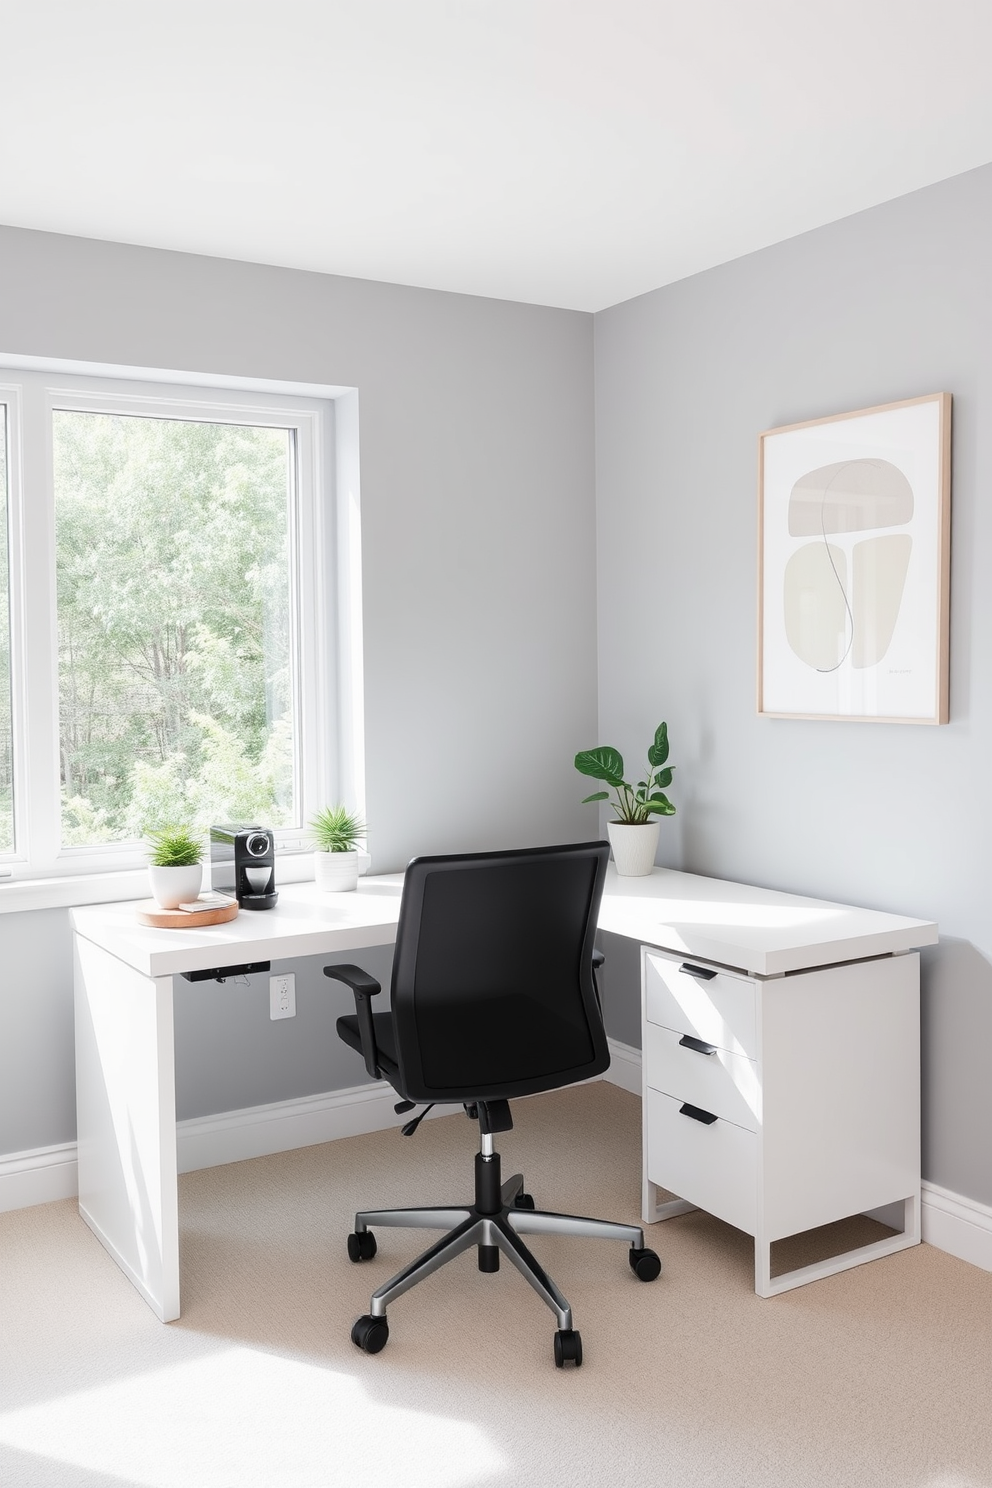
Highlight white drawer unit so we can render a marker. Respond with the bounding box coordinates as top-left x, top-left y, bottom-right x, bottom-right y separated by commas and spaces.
641, 943, 922, 1297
